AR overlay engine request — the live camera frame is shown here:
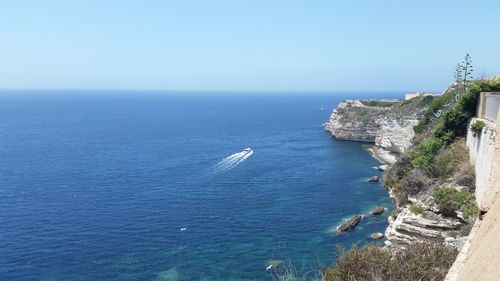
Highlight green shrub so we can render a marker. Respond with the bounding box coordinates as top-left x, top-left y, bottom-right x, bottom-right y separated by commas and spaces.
434, 106, 469, 142
410, 203, 425, 215
393, 187, 408, 207
388, 242, 457, 281
419, 95, 435, 106
360, 100, 398, 107
408, 139, 443, 170
357, 109, 370, 118
427, 91, 456, 118
471, 120, 485, 136
383, 168, 399, 190
433, 139, 469, 179
402, 168, 432, 196
415, 80, 500, 137
454, 162, 476, 192
433, 80, 500, 143
383, 156, 414, 206
400, 95, 435, 107
433, 187, 477, 218
324, 245, 391, 281
324, 243, 457, 281
391, 154, 412, 178
414, 91, 455, 134
383, 168, 408, 206
413, 122, 426, 135
434, 149, 455, 179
